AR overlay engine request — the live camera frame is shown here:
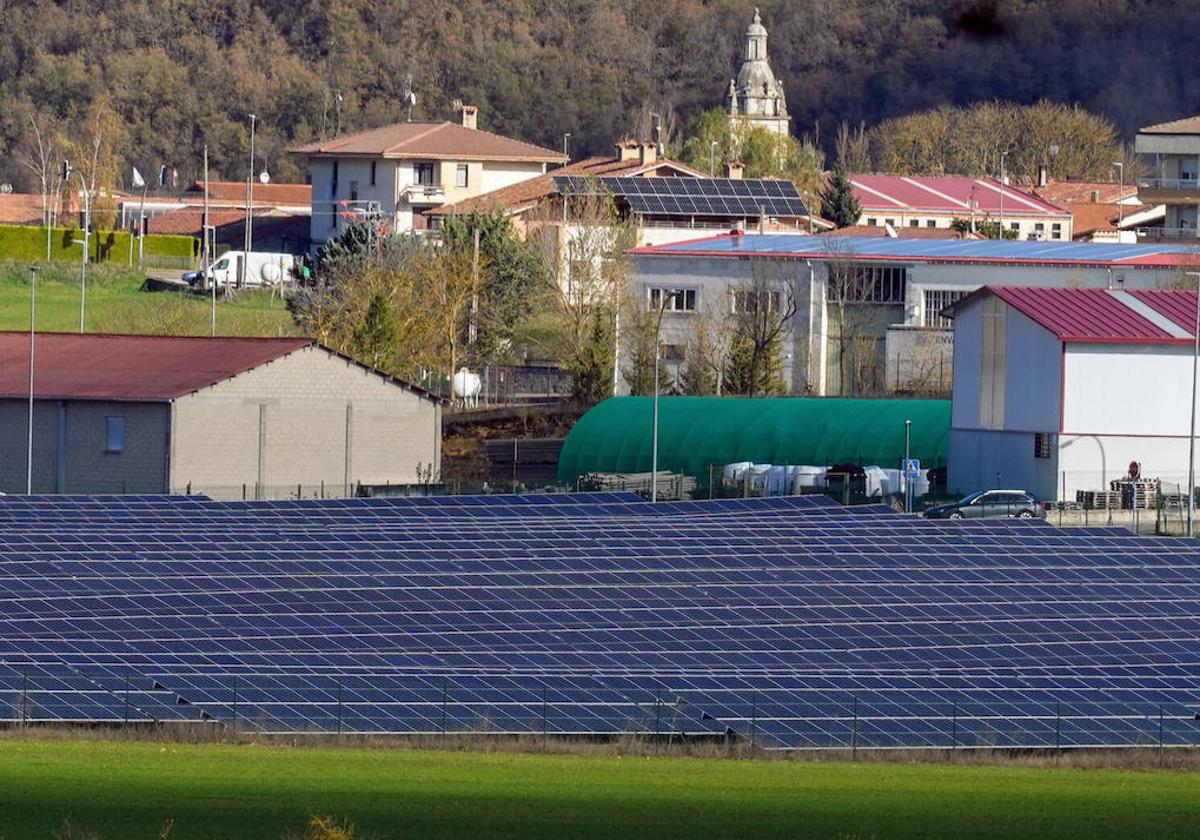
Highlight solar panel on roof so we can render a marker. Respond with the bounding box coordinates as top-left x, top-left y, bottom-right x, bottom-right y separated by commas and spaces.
553, 175, 810, 219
